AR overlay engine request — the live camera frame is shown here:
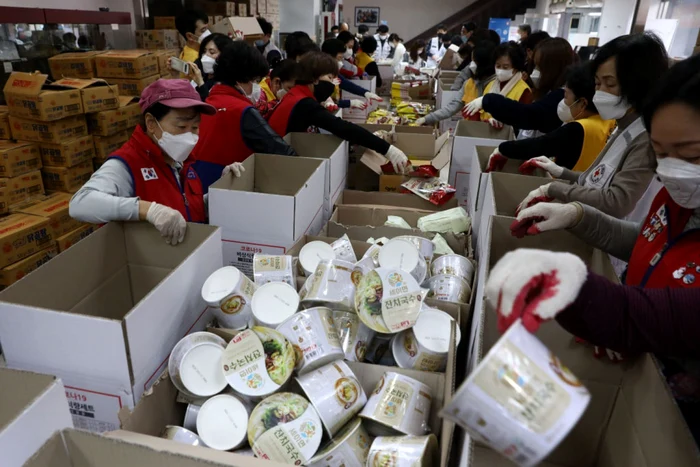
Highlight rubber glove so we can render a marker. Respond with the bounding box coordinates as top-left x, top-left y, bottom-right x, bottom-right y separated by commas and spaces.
350, 99, 368, 110
365, 92, 383, 103
222, 162, 245, 178
574, 337, 624, 363
414, 117, 426, 126
323, 98, 339, 112
485, 148, 508, 173
462, 96, 484, 117
386, 145, 410, 174
487, 118, 503, 129
486, 248, 588, 333
146, 202, 187, 245
520, 156, 564, 177
516, 183, 554, 215
513, 202, 580, 236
